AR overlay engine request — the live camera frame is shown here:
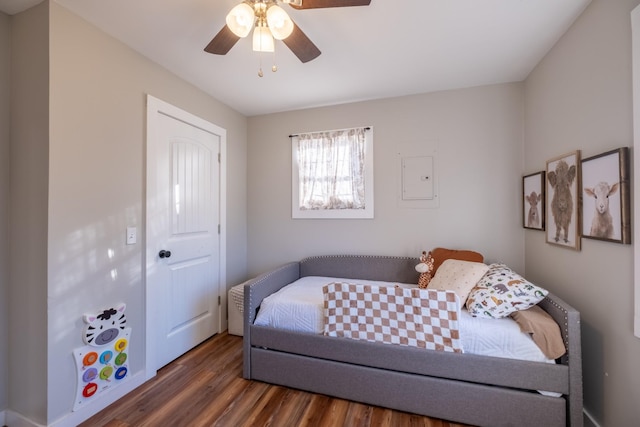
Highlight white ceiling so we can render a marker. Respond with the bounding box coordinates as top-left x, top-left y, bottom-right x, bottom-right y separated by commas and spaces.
2, 0, 591, 116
